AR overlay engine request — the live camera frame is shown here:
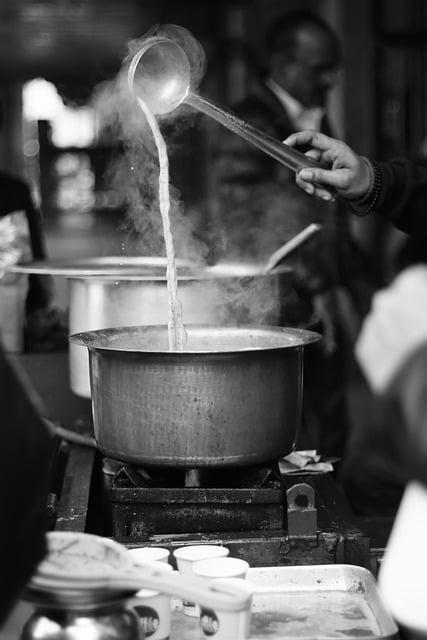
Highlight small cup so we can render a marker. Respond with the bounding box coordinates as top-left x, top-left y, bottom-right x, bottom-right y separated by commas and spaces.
199, 577, 254, 639
129, 547, 170, 564
193, 557, 249, 581
130, 560, 173, 640
173, 545, 229, 617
